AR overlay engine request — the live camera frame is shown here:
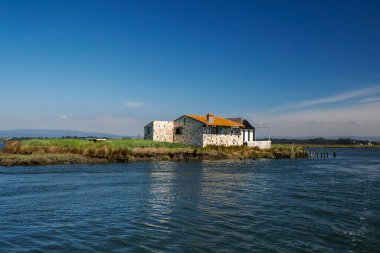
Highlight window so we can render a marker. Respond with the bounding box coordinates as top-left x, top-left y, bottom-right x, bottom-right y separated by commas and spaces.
248, 130, 250, 141
183, 117, 187, 126
209, 127, 217, 134
243, 130, 246, 142
175, 127, 183, 135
